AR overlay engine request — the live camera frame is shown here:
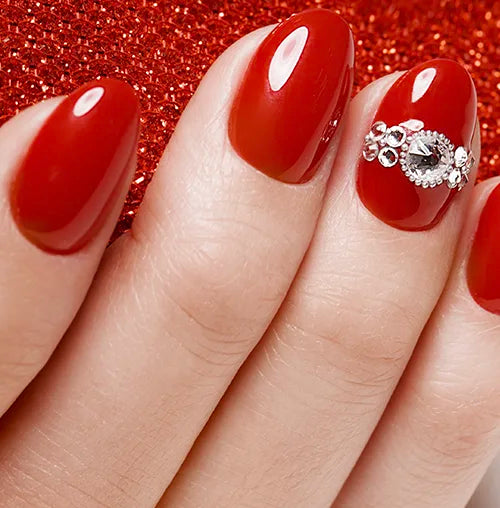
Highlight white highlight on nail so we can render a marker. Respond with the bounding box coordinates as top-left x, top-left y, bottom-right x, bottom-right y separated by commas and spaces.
411, 67, 437, 103
268, 26, 309, 92
73, 86, 105, 117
